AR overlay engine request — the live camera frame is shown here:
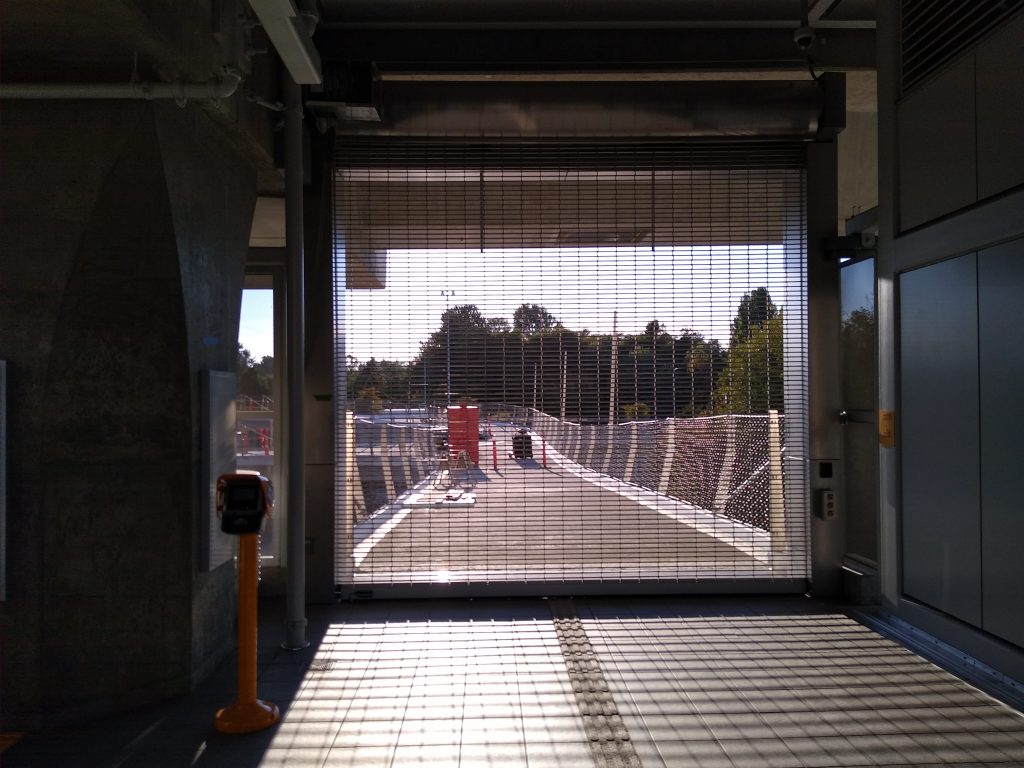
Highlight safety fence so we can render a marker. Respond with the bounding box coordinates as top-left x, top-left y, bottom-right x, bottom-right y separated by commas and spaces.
347, 403, 783, 532
348, 411, 446, 520
514, 407, 782, 531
